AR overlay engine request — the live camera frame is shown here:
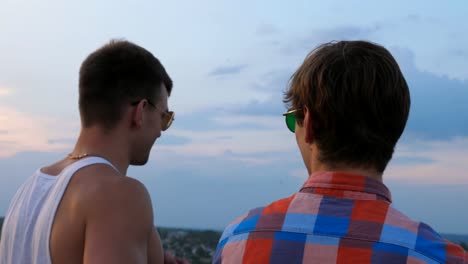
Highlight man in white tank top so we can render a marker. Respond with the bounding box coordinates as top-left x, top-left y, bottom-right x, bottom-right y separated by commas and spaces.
0, 40, 186, 264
